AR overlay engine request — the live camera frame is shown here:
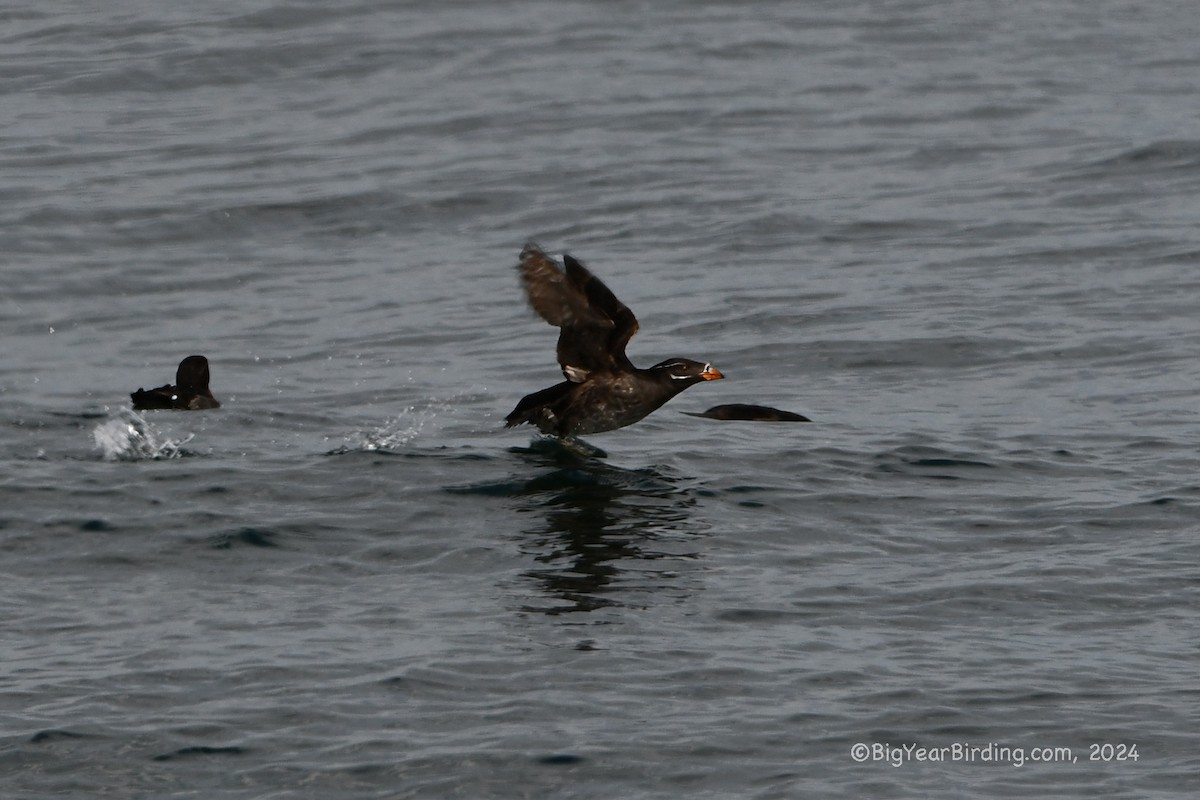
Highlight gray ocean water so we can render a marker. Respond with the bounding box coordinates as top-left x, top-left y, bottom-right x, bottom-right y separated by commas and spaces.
3, 1, 1200, 798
